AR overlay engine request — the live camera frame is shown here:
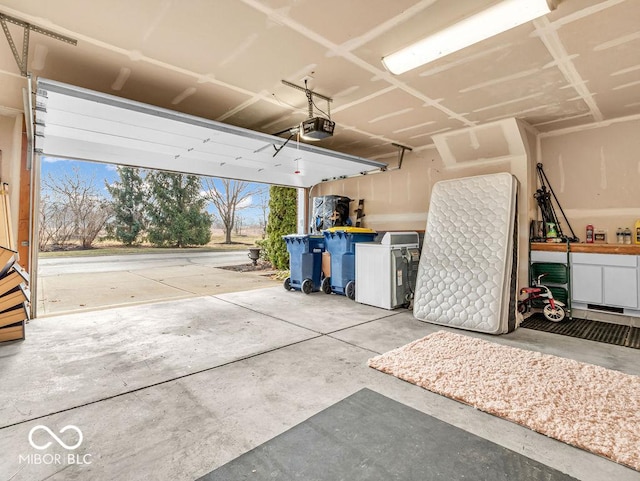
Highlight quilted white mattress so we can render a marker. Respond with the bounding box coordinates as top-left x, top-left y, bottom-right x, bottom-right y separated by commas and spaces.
413, 173, 518, 334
